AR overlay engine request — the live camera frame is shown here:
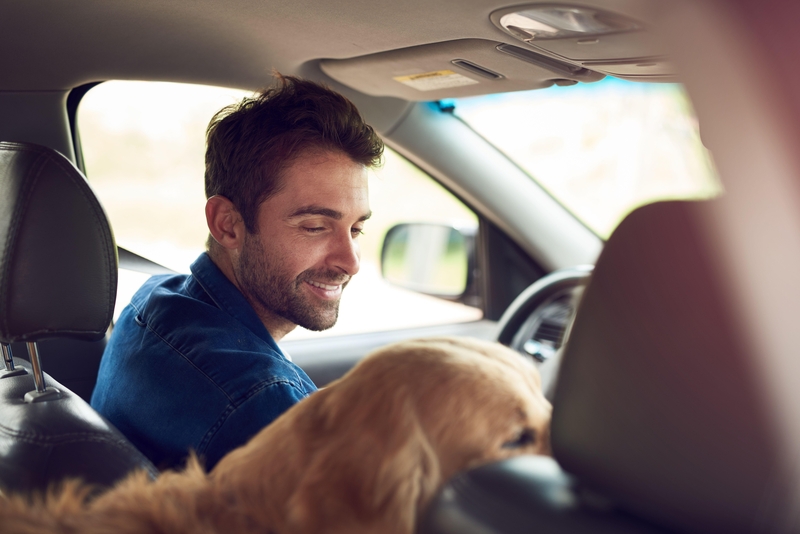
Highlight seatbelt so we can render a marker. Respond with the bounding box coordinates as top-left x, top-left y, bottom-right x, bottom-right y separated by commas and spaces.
117, 247, 178, 275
